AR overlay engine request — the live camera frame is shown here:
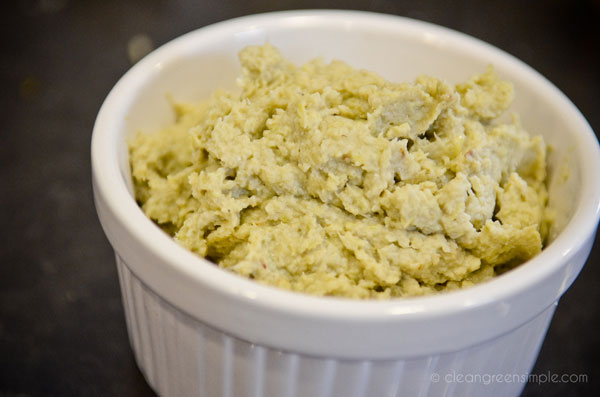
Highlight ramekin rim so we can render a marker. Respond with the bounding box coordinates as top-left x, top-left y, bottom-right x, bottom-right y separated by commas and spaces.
91, 9, 600, 322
